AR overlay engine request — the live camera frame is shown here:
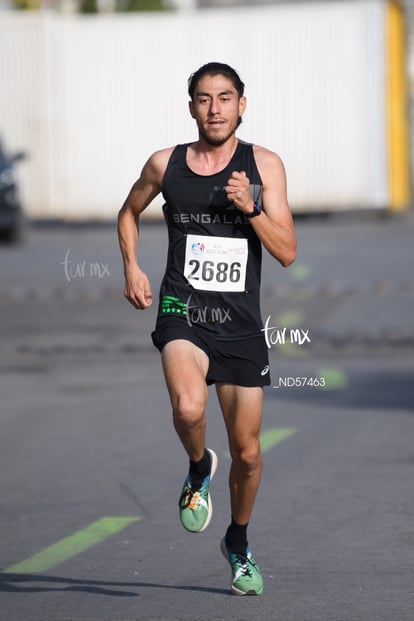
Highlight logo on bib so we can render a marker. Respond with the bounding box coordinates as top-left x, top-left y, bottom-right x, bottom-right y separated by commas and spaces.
191, 241, 205, 255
